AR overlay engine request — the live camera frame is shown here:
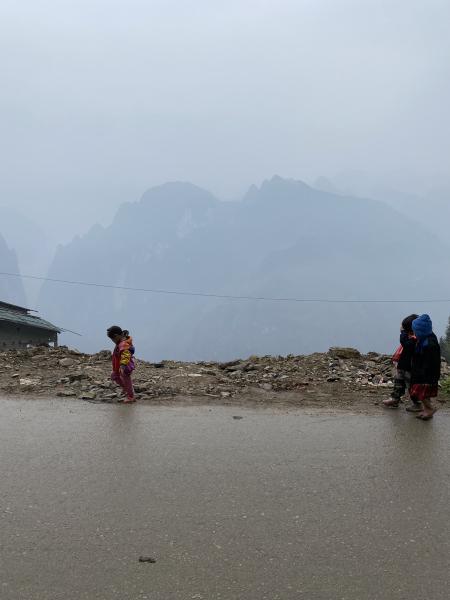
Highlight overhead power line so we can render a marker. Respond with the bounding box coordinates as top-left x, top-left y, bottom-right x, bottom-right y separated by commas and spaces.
1, 271, 450, 304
